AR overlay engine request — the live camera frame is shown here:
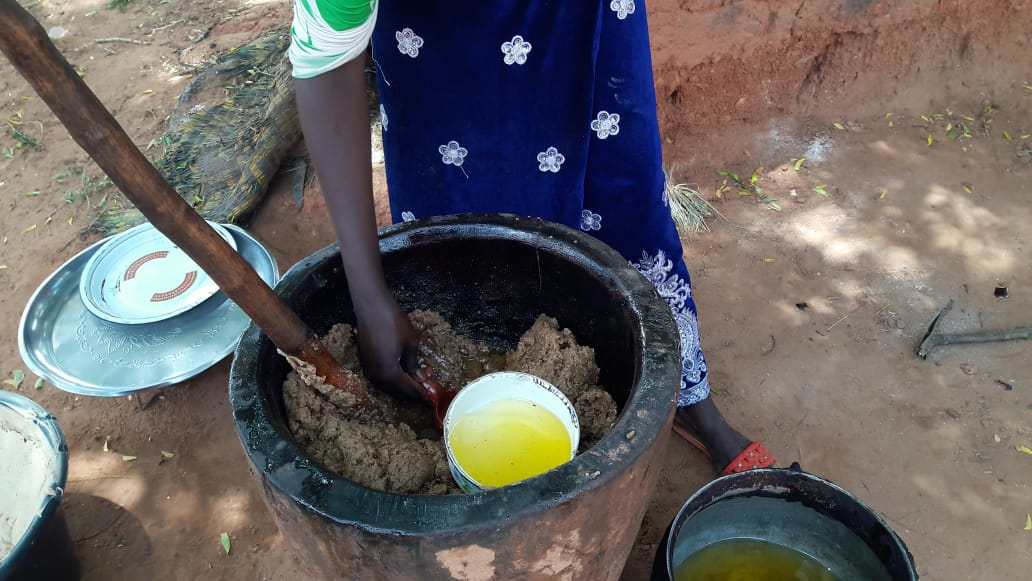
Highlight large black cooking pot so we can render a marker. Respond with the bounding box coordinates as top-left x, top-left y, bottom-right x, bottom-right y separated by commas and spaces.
230, 214, 681, 579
